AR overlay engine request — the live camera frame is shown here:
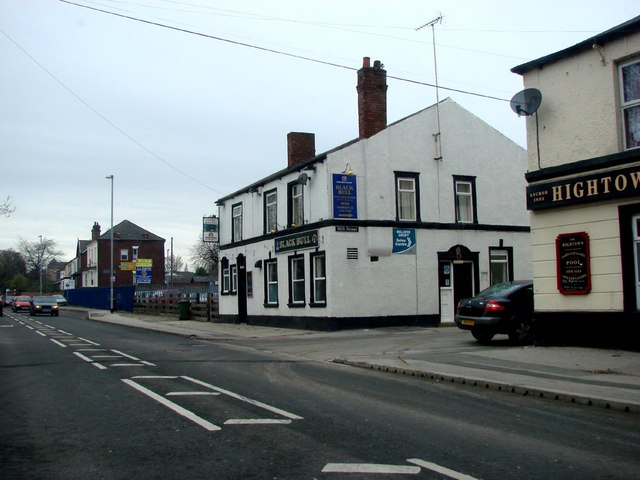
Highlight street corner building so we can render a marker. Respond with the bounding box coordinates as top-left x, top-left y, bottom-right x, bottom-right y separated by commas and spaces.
512, 15, 640, 347
216, 57, 532, 330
